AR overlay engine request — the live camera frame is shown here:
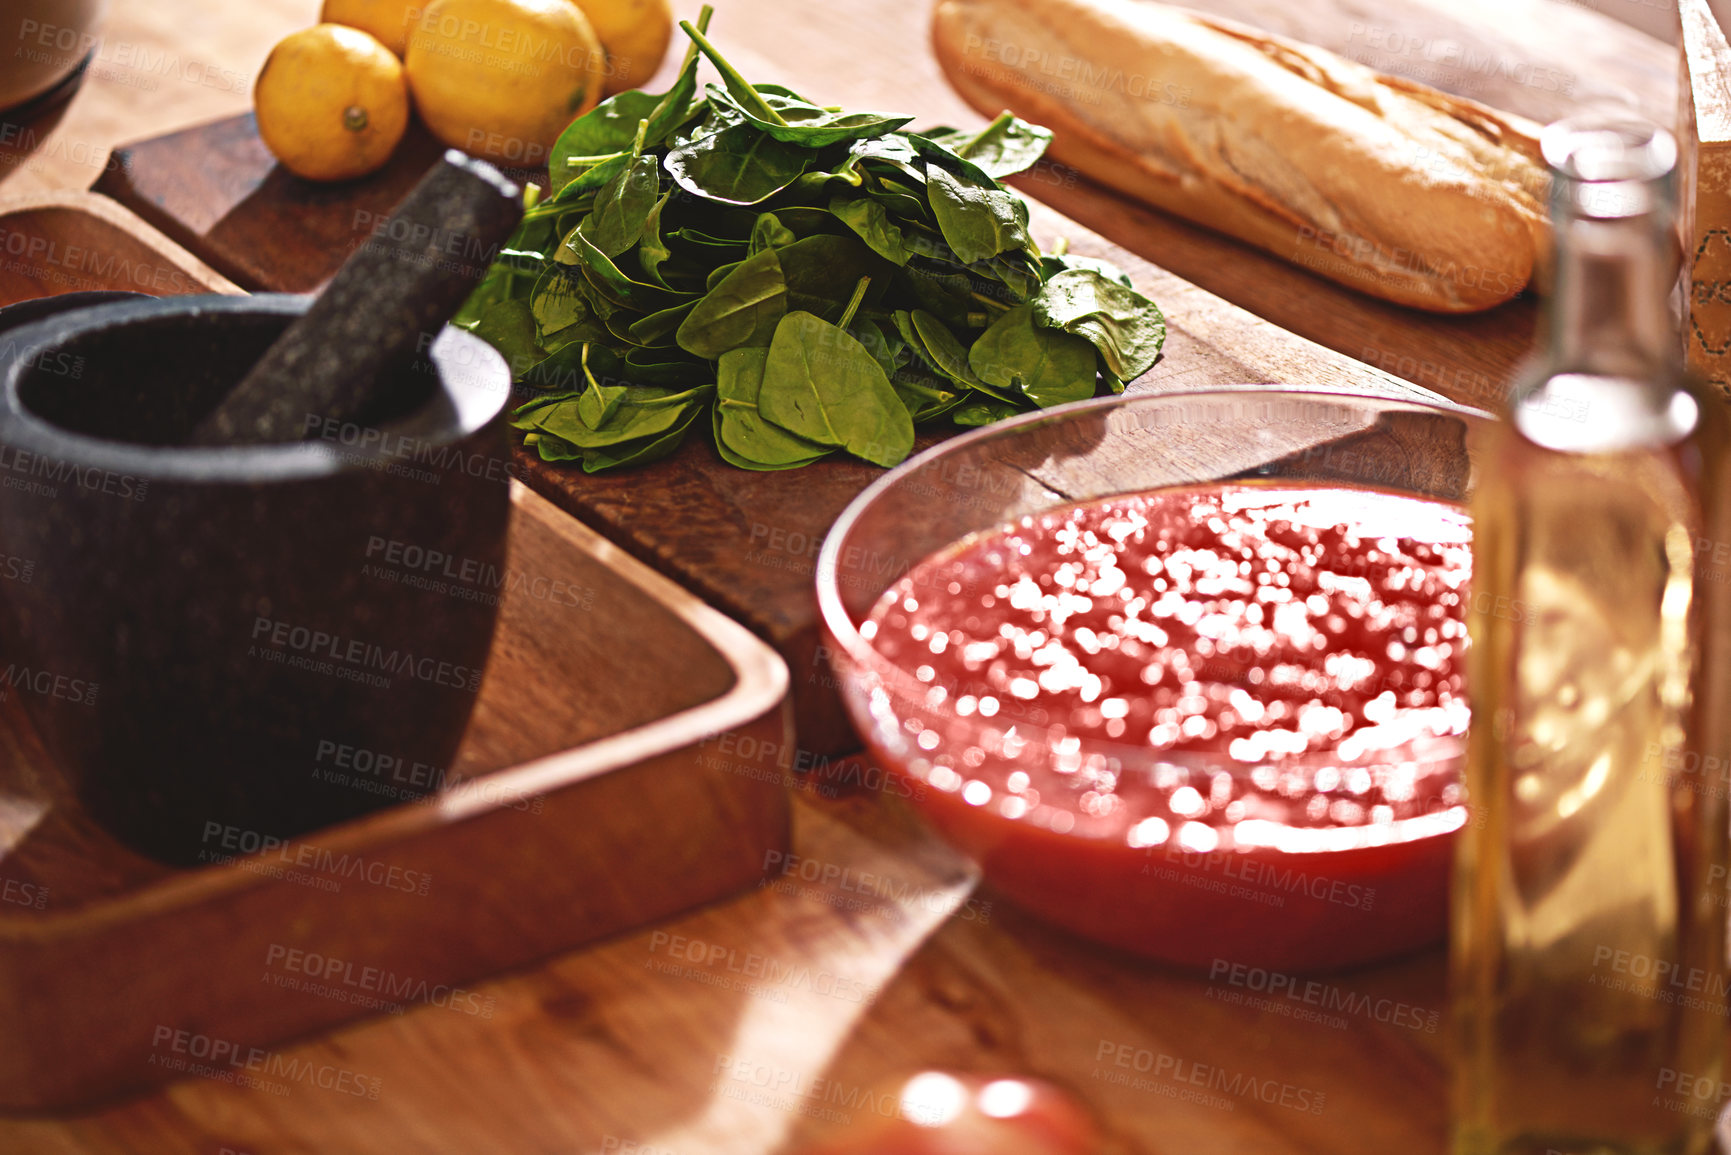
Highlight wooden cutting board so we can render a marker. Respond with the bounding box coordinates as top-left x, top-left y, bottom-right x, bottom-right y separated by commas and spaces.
85, 0, 1674, 758
0, 484, 790, 1112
